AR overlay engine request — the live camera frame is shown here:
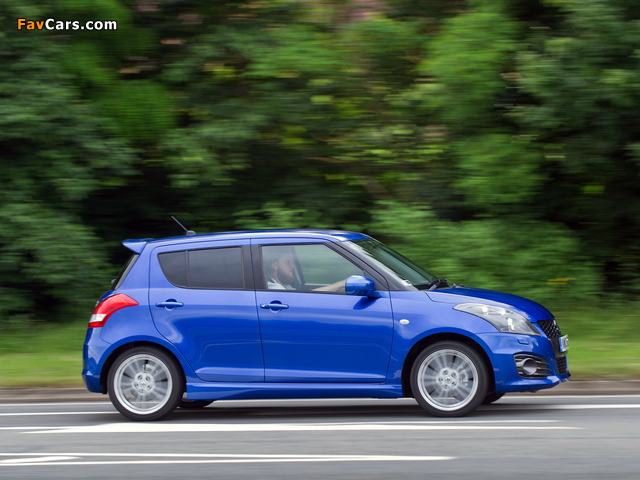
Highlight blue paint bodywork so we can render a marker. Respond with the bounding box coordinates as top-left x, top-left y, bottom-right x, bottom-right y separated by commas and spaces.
82, 229, 570, 401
